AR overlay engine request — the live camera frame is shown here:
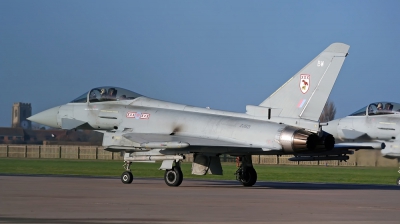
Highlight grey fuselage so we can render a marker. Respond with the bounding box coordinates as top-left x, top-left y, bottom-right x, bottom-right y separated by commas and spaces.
55, 96, 319, 155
